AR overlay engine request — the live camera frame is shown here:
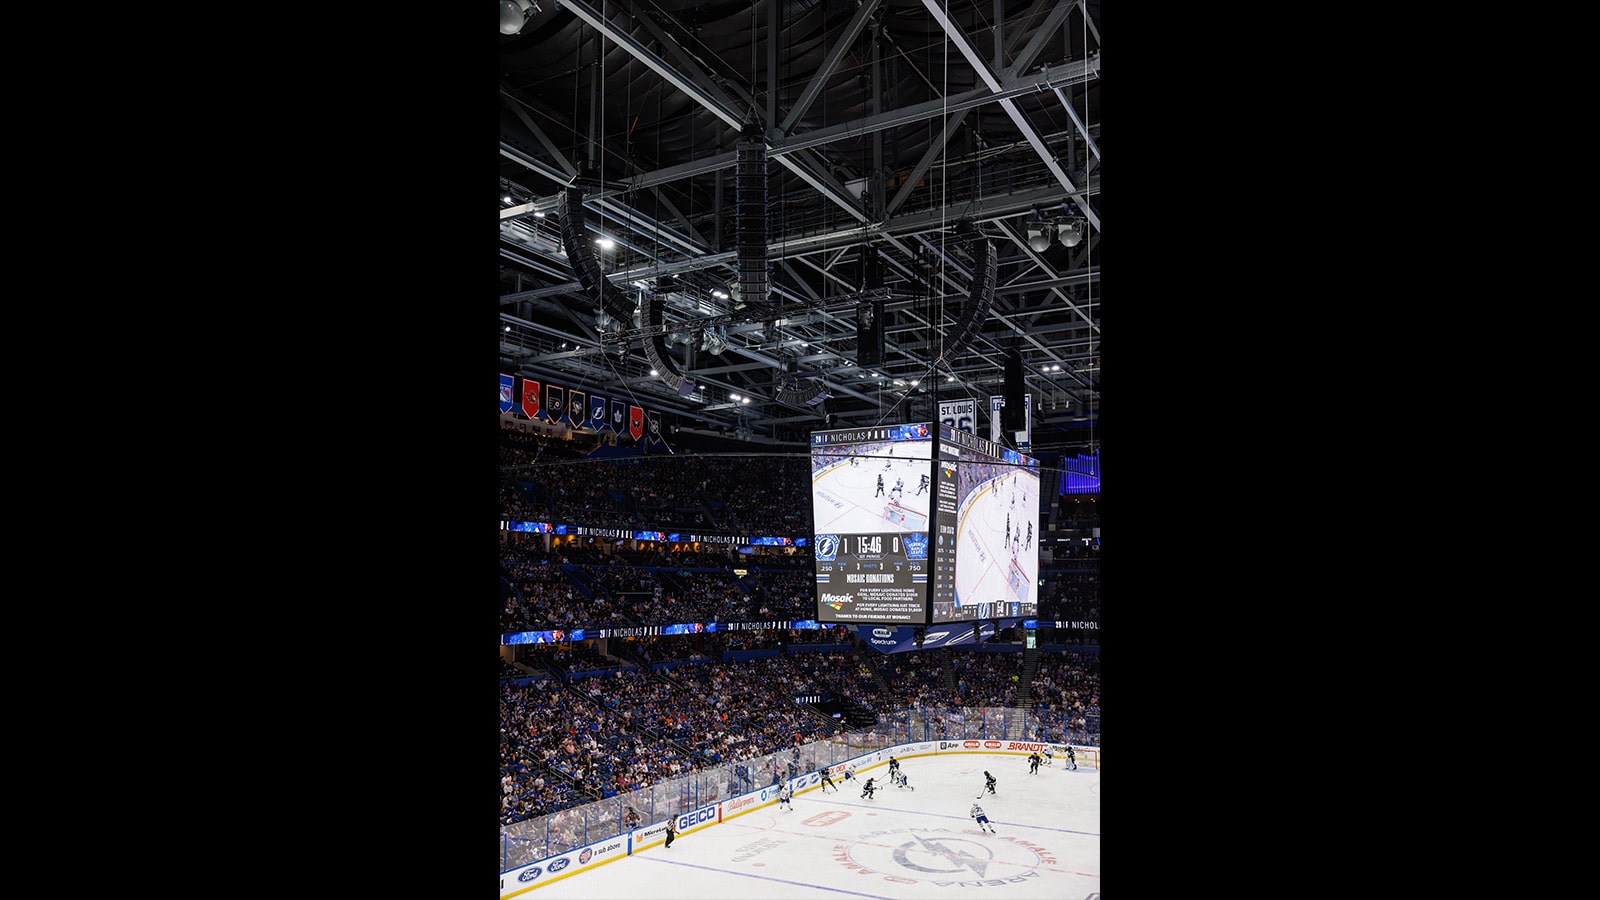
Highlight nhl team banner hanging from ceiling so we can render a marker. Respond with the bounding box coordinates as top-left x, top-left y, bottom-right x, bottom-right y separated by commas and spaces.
610, 397, 627, 433
630, 405, 645, 441
521, 379, 541, 419
569, 389, 587, 429
588, 394, 608, 431
500, 374, 515, 414
546, 384, 567, 425
647, 410, 663, 445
